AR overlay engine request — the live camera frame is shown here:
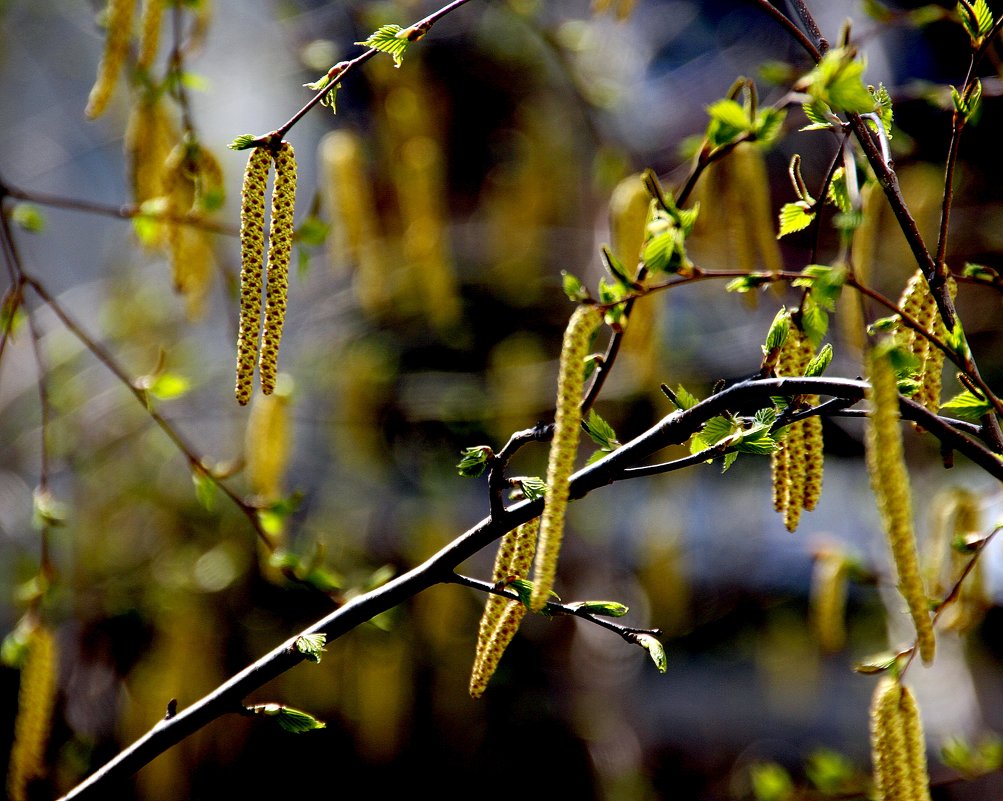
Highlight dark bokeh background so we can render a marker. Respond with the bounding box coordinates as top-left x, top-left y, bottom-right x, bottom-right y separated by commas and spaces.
3, 2, 1003, 799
